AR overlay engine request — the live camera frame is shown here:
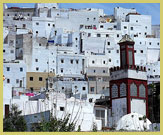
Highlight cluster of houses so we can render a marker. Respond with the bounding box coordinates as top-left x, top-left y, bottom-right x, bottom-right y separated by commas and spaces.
3, 3, 160, 131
